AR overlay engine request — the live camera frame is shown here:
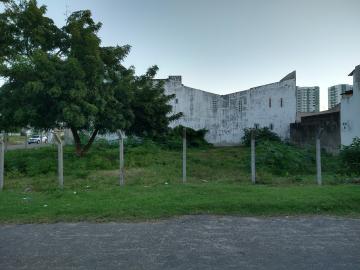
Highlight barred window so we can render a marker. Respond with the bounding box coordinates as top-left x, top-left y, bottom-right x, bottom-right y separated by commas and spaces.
212, 99, 218, 110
